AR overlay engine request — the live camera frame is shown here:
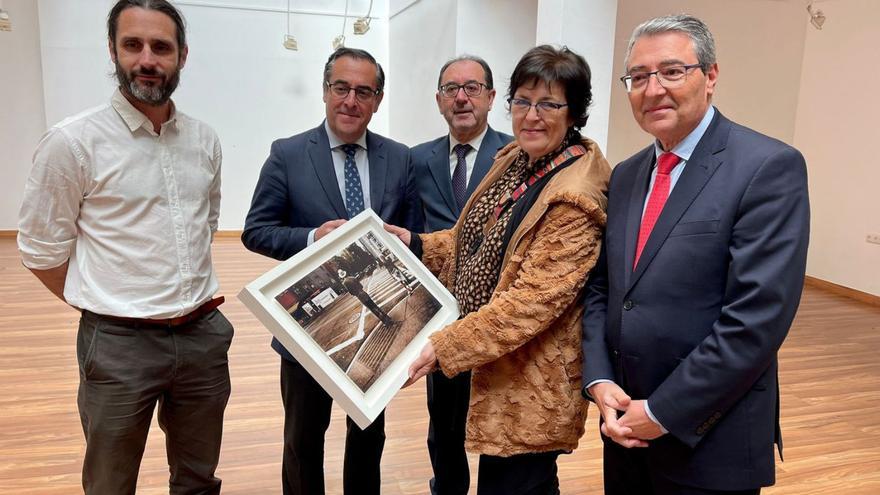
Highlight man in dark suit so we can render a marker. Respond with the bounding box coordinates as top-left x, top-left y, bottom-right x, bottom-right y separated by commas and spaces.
581, 15, 810, 495
411, 56, 514, 233
242, 47, 422, 495
410, 55, 513, 494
